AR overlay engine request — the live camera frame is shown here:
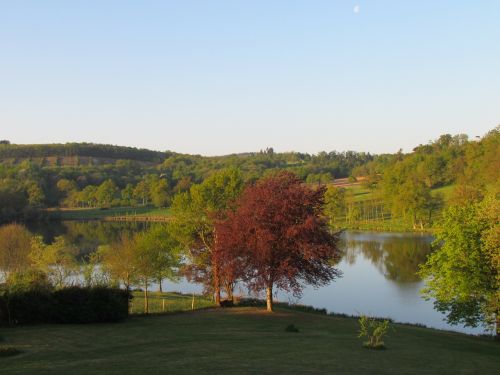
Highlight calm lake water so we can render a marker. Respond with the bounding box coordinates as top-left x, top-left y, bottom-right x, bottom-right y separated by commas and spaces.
30, 221, 487, 335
